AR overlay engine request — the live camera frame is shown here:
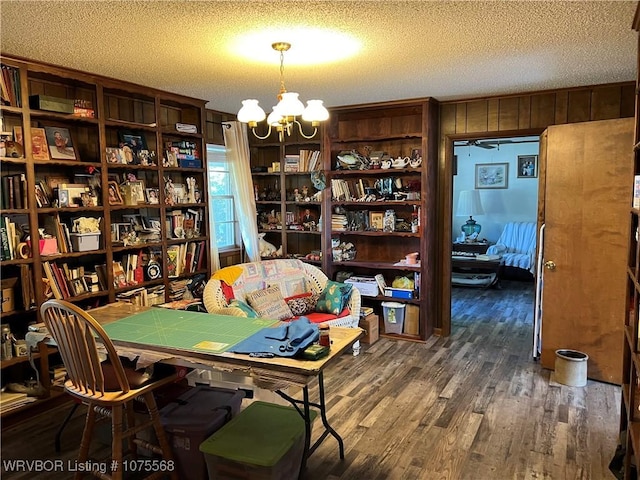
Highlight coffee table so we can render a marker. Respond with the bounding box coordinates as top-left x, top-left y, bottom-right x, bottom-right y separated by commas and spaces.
451, 256, 502, 288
